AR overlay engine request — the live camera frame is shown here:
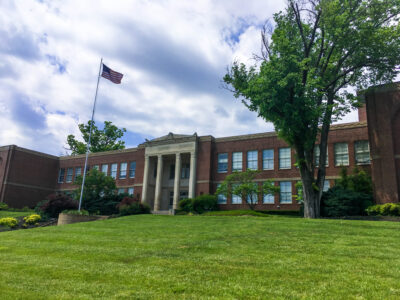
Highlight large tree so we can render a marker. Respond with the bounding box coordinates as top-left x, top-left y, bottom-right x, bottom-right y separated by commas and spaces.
66, 120, 126, 155
224, 0, 400, 218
